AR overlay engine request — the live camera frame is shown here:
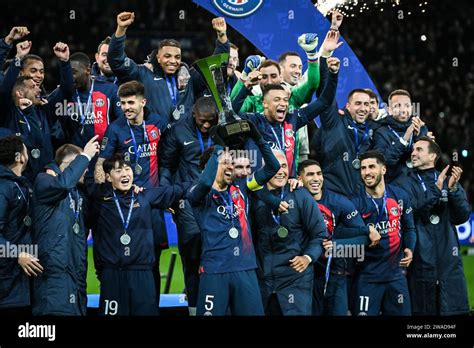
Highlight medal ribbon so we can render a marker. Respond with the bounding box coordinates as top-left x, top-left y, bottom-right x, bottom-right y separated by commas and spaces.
112, 190, 135, 233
